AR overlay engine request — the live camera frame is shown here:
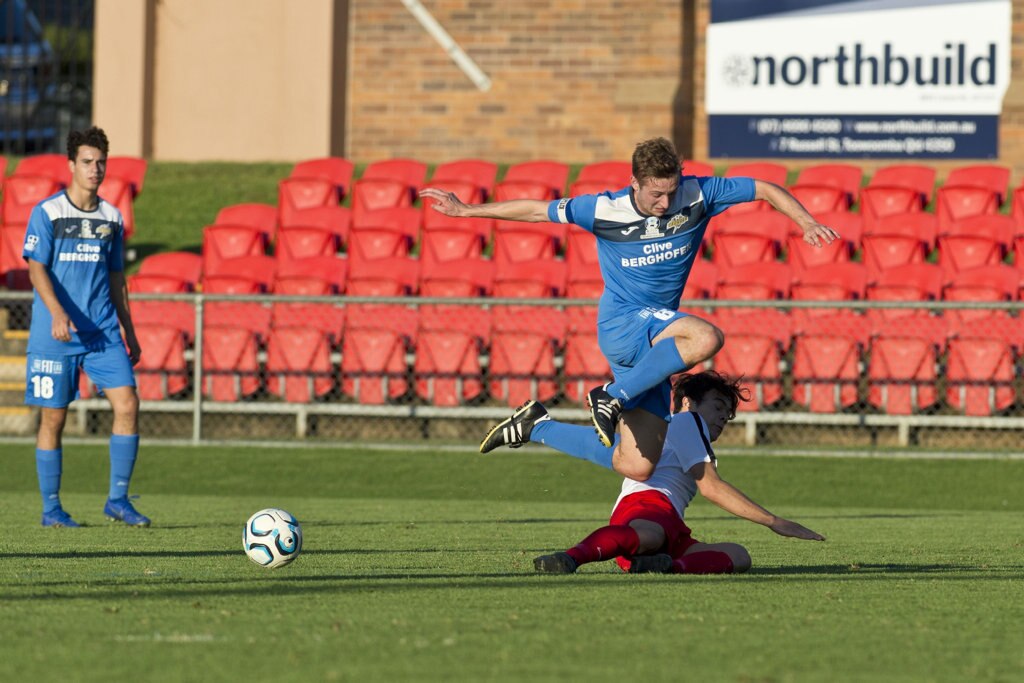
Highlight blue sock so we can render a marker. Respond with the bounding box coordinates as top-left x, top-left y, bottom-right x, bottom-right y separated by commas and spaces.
108, 434, 140, 501
607, 338, 688, 402
531, 420, 616, 471
36, 448, 63, 514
